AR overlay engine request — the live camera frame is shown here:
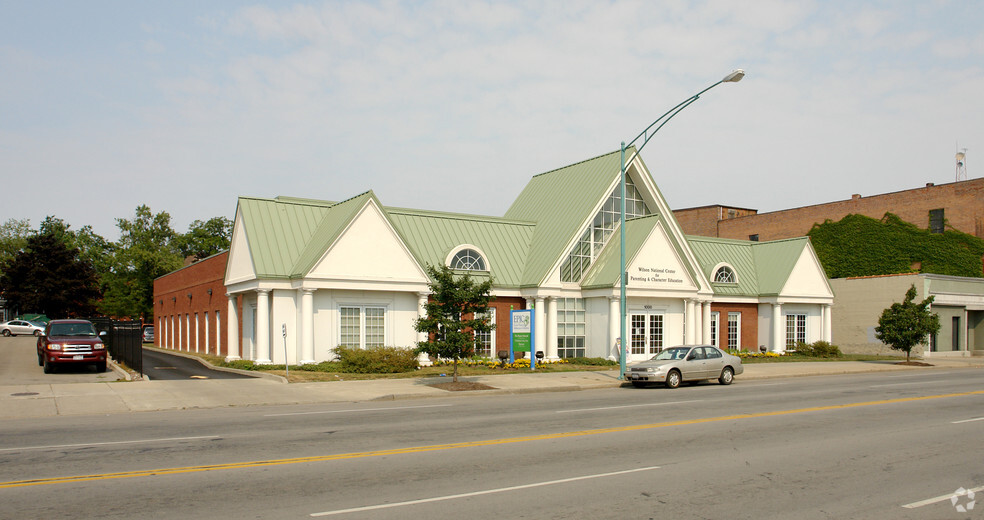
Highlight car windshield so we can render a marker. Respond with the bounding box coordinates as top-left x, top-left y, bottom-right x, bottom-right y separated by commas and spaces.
49, 323, 97, 337
651, 347, 692, 361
